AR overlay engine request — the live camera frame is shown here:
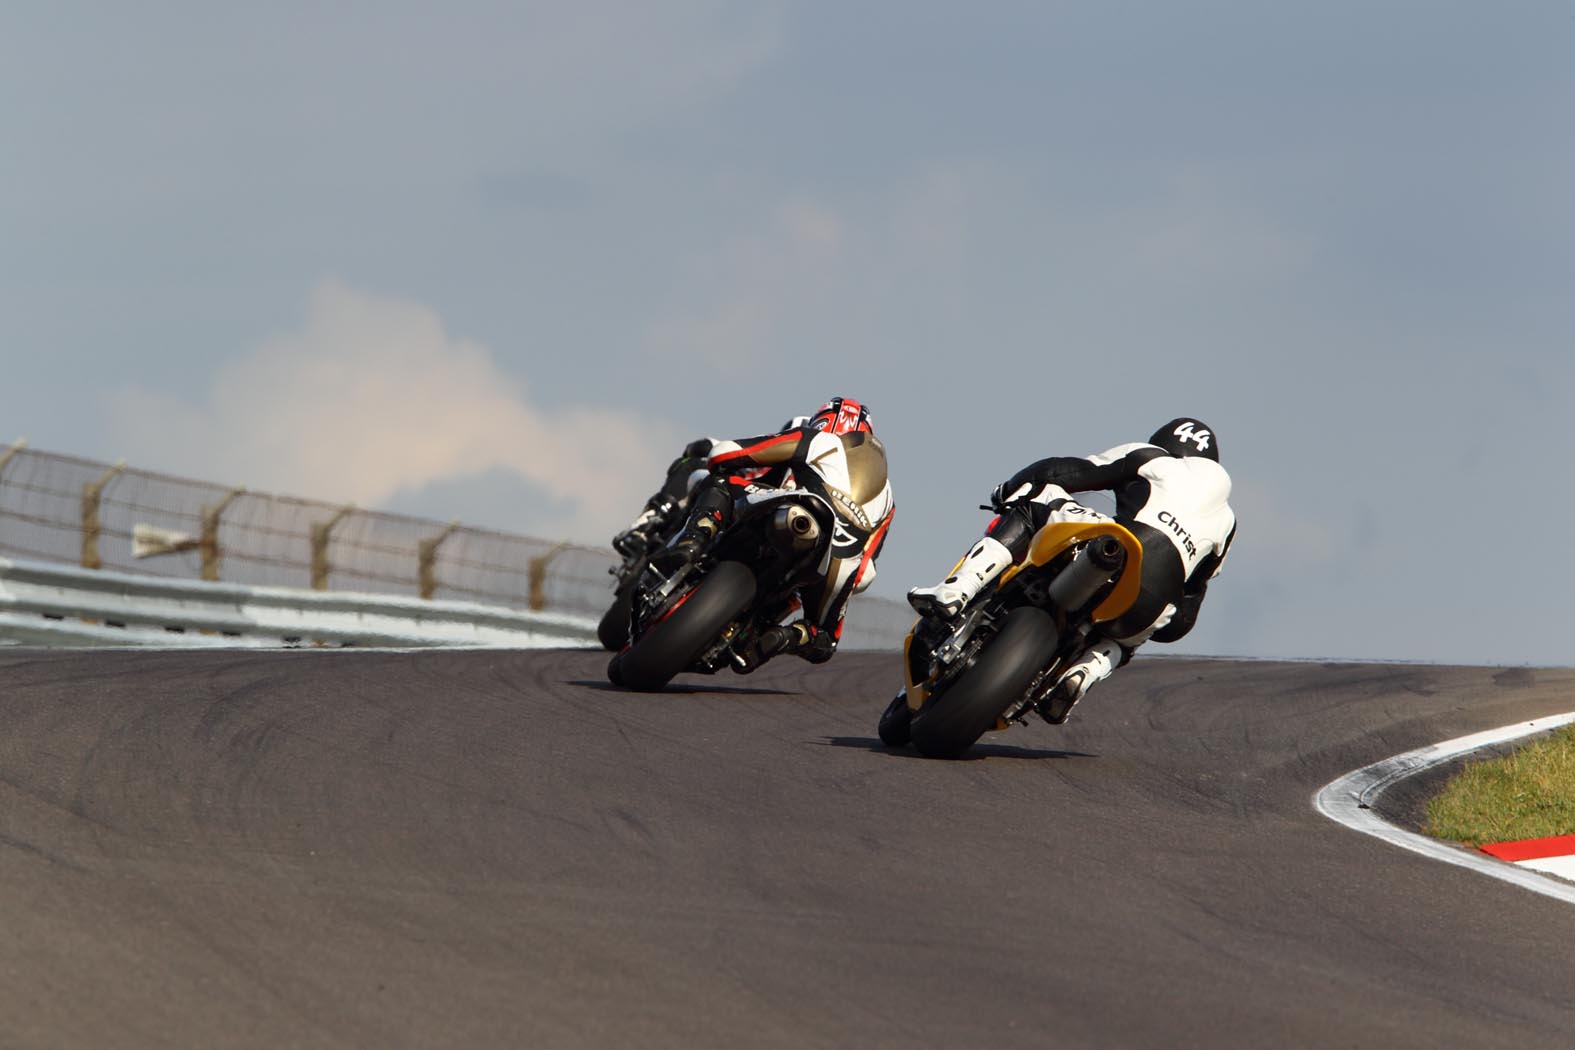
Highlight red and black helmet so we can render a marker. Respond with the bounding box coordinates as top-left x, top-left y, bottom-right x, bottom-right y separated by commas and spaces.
808, 397, 873, 436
